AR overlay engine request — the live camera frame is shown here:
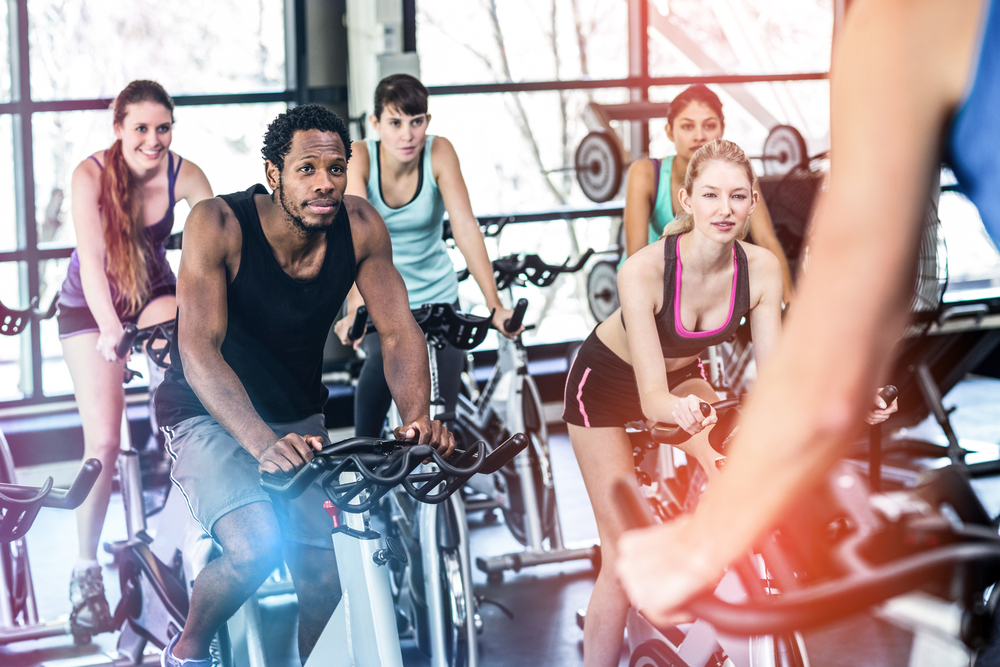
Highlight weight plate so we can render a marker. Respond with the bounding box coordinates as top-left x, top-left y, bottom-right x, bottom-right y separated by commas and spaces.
575, 131, 623, 203
761, 125, 808, 176
587, 260, 620, 322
